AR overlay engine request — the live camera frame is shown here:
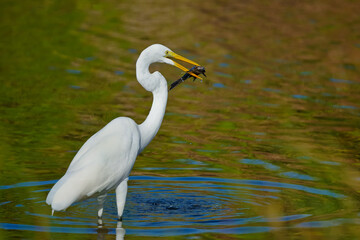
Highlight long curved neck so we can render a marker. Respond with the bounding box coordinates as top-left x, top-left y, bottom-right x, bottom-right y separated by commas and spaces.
138, 79, 168, 153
